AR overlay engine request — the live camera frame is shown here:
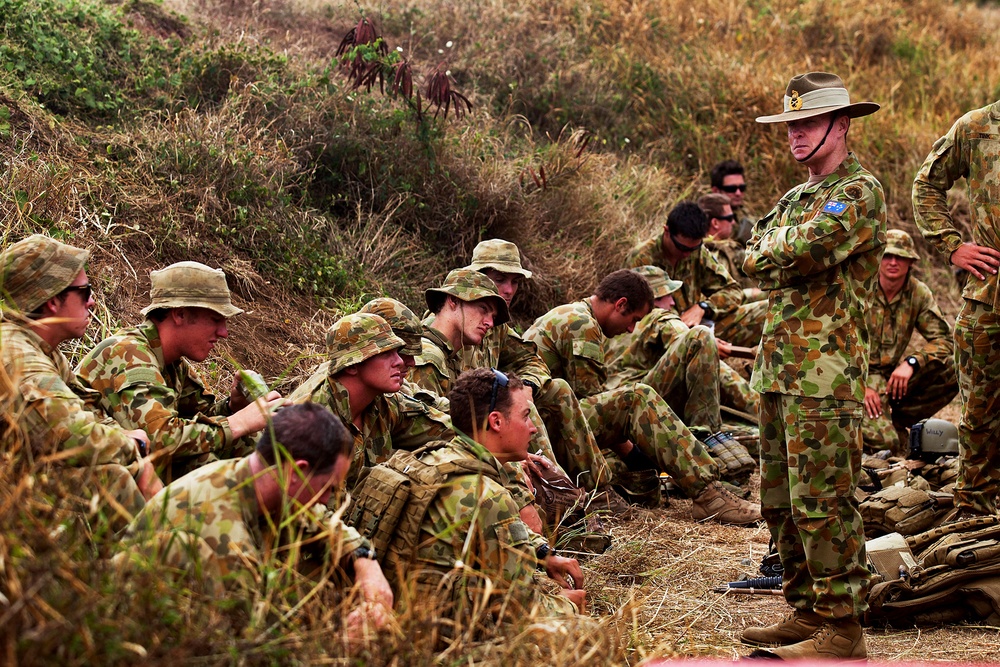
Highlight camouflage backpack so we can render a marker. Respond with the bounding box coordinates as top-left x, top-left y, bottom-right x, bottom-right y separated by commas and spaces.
346, 441, 503, 584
